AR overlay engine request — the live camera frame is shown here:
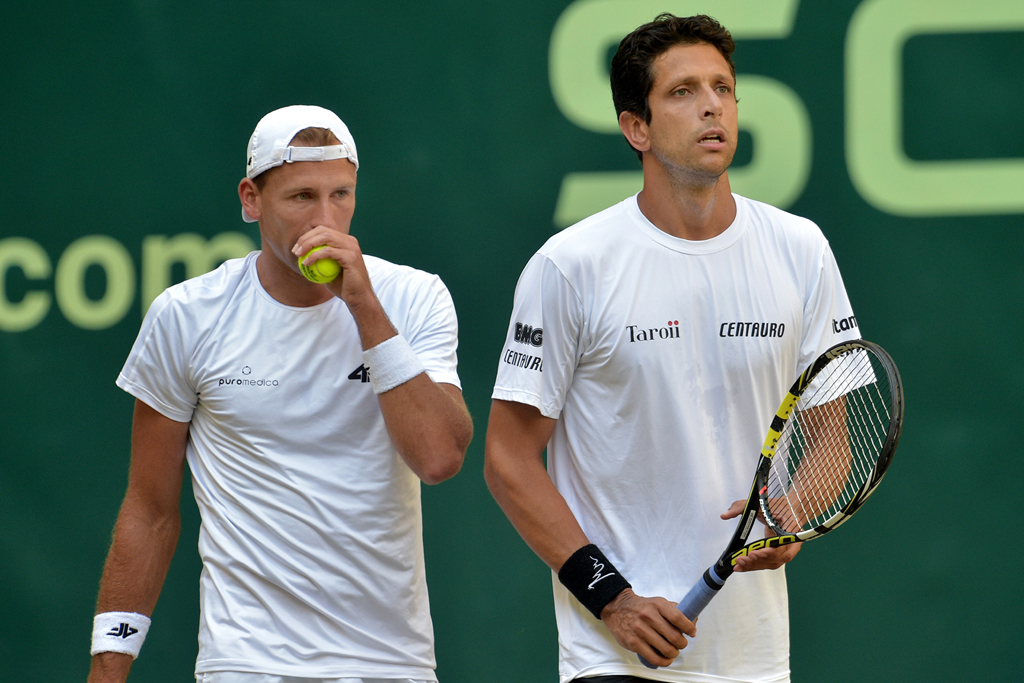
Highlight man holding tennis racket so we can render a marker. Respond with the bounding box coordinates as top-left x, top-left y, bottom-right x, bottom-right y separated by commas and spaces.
87, 105, 473, 683
486, 14, 861, 682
